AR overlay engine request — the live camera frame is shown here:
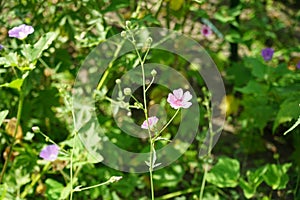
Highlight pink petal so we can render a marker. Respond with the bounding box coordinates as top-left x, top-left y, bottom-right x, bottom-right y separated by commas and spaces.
182, 102, 192, 108
182, 91, 192, 102
173, 89, 183, 99
141, 116, 159, 129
